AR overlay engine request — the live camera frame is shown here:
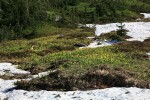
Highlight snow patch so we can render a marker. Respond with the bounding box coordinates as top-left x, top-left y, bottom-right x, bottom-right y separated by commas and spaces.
86, 36, 95, 39
141, 13, 150, 19
146, 53, 150, 56
146, 53, 150, 60
0, 63, 150, 100
0, 63, 30, 76
80, 40, 118, 48
4, 87, 150, 100
81, 13, 150, 48
0, 79, 17, 92
32, 70, 56, 78
87, 22, 150, 42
